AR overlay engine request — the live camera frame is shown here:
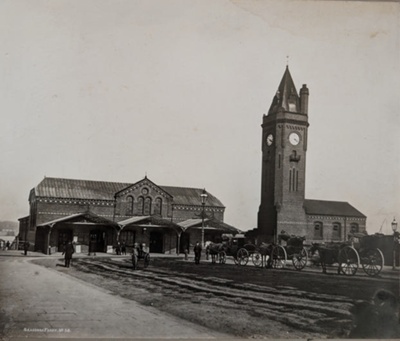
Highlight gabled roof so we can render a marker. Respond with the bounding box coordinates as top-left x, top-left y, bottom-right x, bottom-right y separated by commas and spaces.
304, 199, 366, 218
37, 212, 118, 227
268, 66, 300, 114
35, 177, 130, 201
178, 218, 240, 234
118, 216, 151, 226
119, 215, 182, 231
33, 177, 224, 208
177, 218, 210, 229
160, 186, 224, 207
